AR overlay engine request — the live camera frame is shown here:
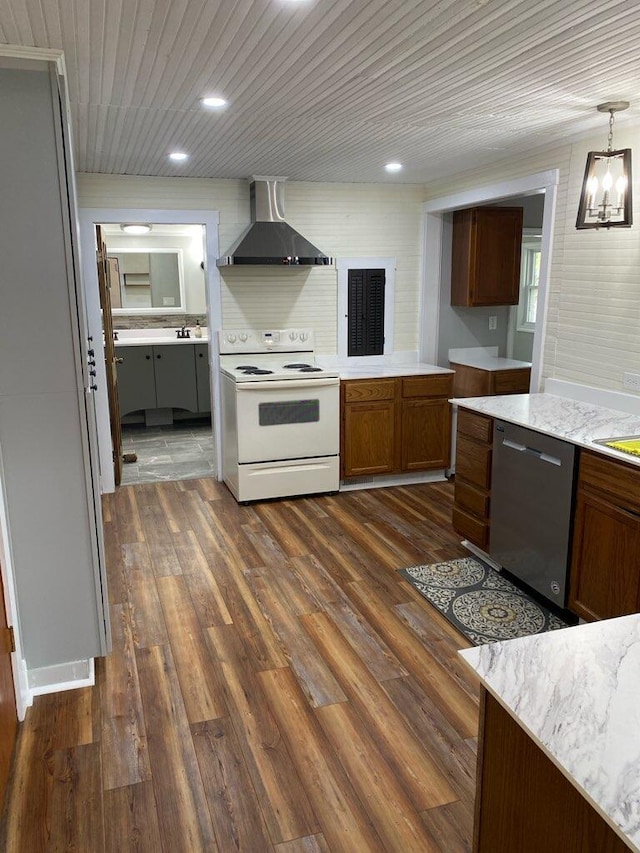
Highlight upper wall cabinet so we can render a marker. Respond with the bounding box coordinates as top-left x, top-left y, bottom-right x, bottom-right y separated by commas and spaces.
451, 206, 524, 306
